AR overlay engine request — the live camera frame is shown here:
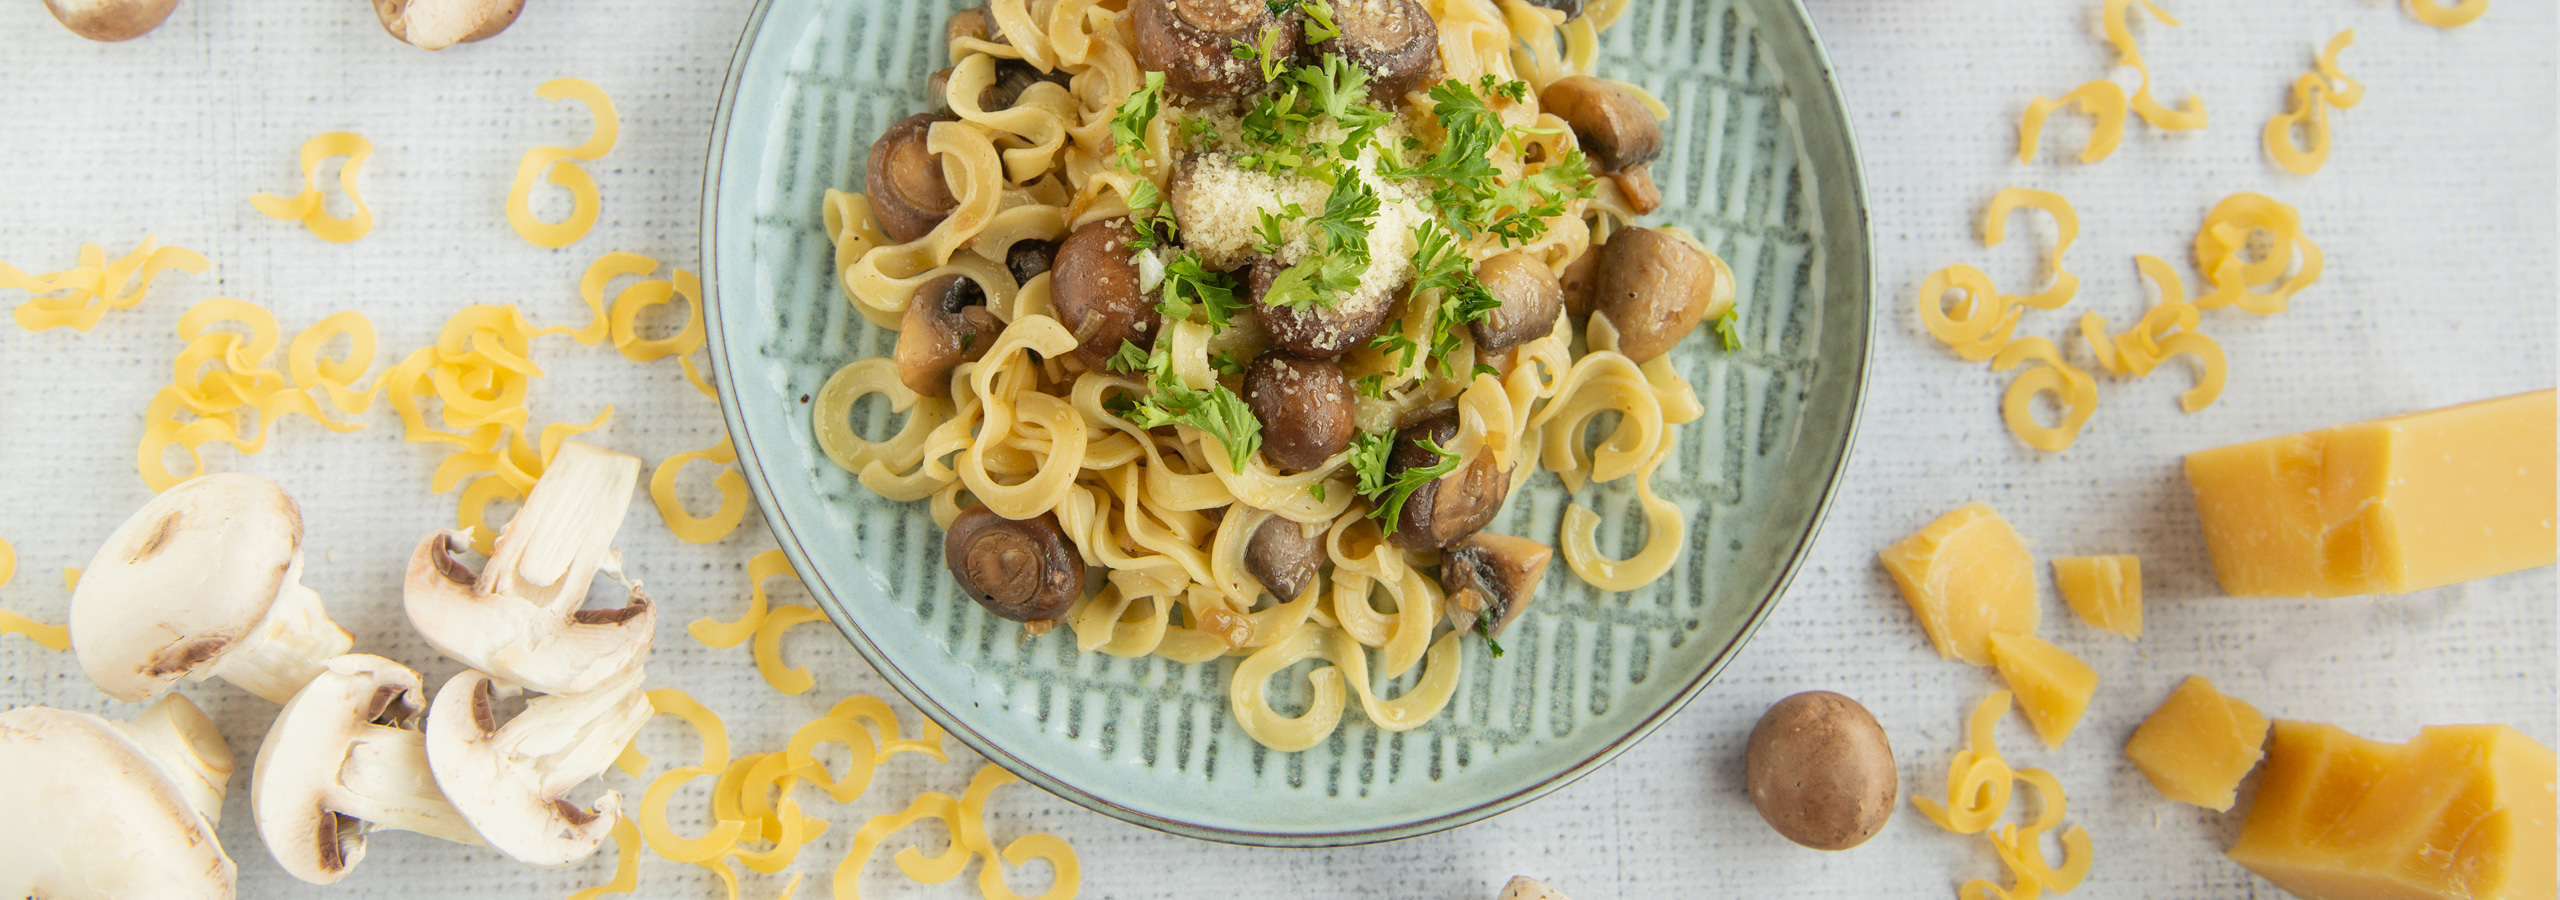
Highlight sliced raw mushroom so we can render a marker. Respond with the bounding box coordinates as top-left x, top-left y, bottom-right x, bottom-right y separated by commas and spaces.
424, 668, 651, 866
1244, 514, 1324, 601
1469, 251, 1565, 352
1006, 238, 1059, 287
1313, 0, 1439, 103
1242, 349, 1356, 471
1439, 533, 1554, 637
71, 472, 354, 704
1249, 257, 1397, 358
373, 0, 525, 50
1386, 408, 1512, 552
1541, 76, 1664, 214
944, 504, 1085, 626
0, 697, 235, 900
1050, 217, 1161, 367
866, 112, 963, 244
1131, 0, 1295, 101
896, 273, 1006, 397
1590, 226, 1734, 363
253, 654, 485, 885
403, 440, 654, 695
42, 0, 180, 41
1558, 241, 1601, 319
